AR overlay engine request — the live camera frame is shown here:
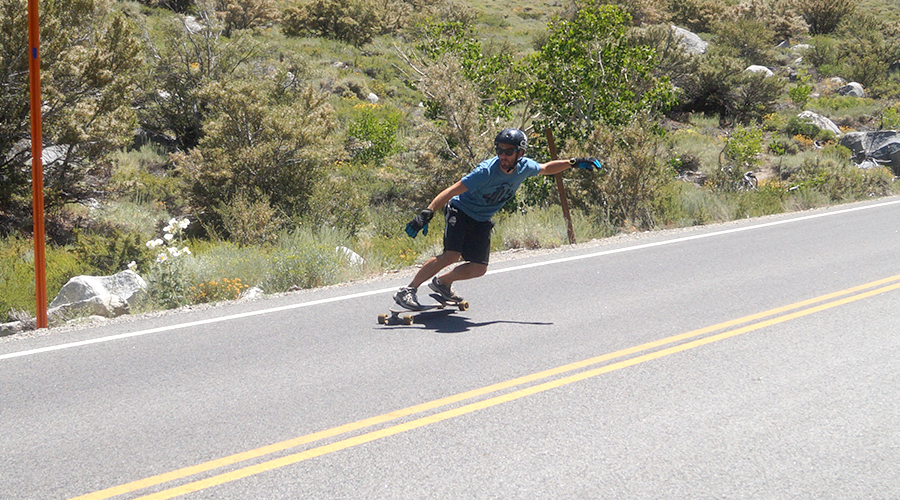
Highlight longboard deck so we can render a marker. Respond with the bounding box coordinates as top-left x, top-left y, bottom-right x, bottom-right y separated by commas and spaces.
378, 294, 469, 325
